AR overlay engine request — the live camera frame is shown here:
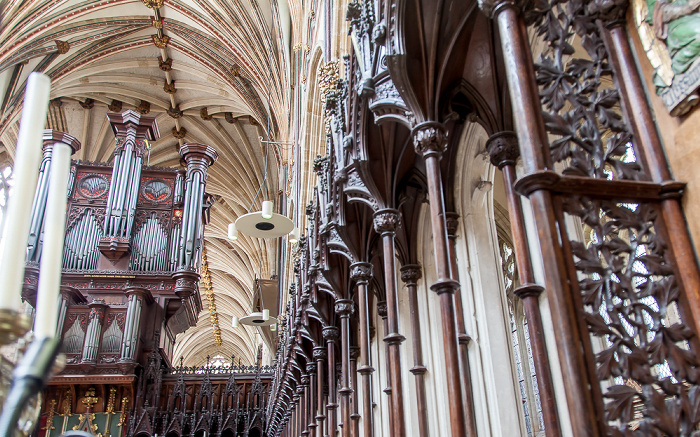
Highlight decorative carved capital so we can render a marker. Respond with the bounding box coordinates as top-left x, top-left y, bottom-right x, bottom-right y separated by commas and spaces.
322, 326, 340, 342
350, 346, 360, 360
377, 301, 387, 318
412, 122, 447, 157
306, 363, 316, 374
335, 299, 354, 317
445, 212, 460, 238
486, 131, 519, 169
107, 109, 159, 141
88, 299, 107, 321
313, 346, 326, 360
350, 262, 372, 283
373, 209, 400, 235
400, 264, 422, 284
79, 98, 95, 109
